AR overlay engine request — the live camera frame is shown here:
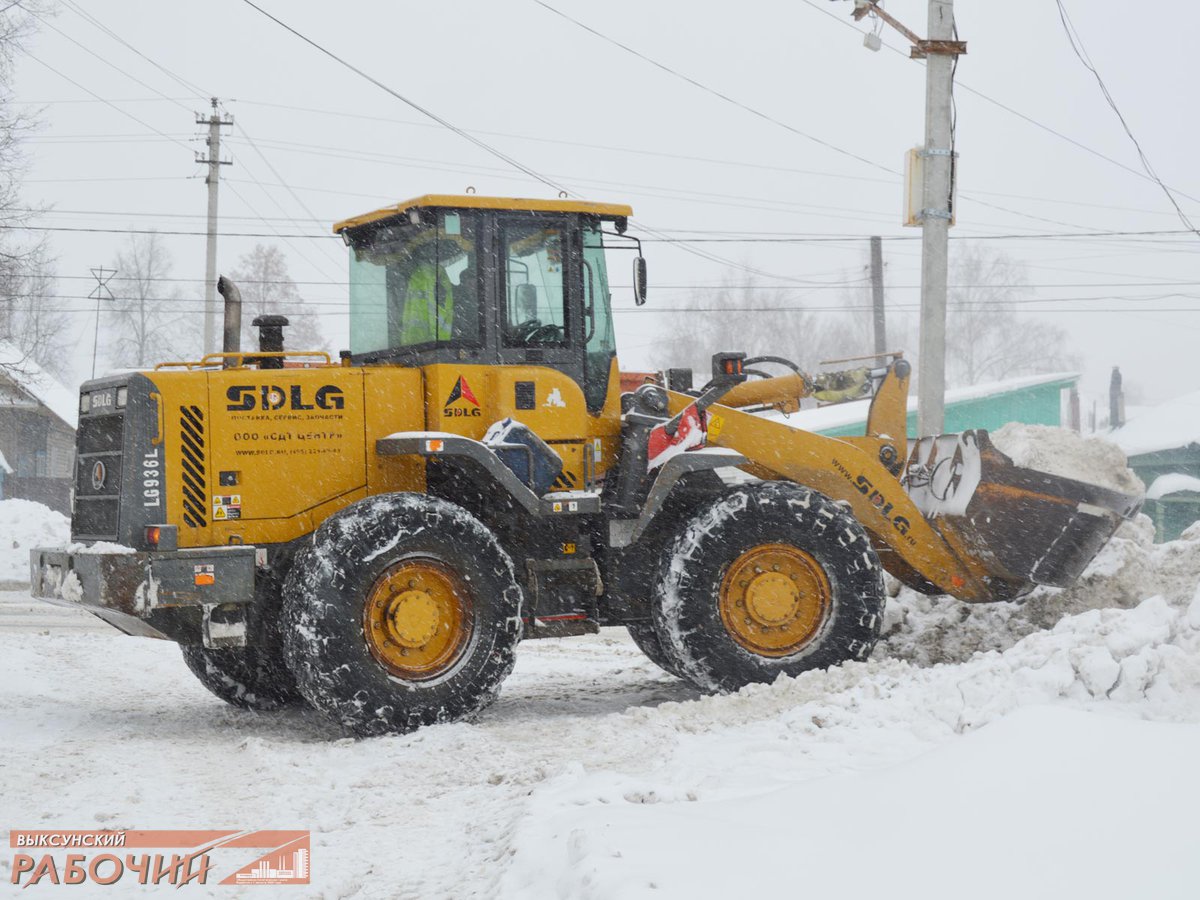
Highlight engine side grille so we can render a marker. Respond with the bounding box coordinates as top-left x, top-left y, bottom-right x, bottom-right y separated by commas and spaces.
76, 415, 124, 453
72, 412, 125, 540
180, 405, 207, 528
